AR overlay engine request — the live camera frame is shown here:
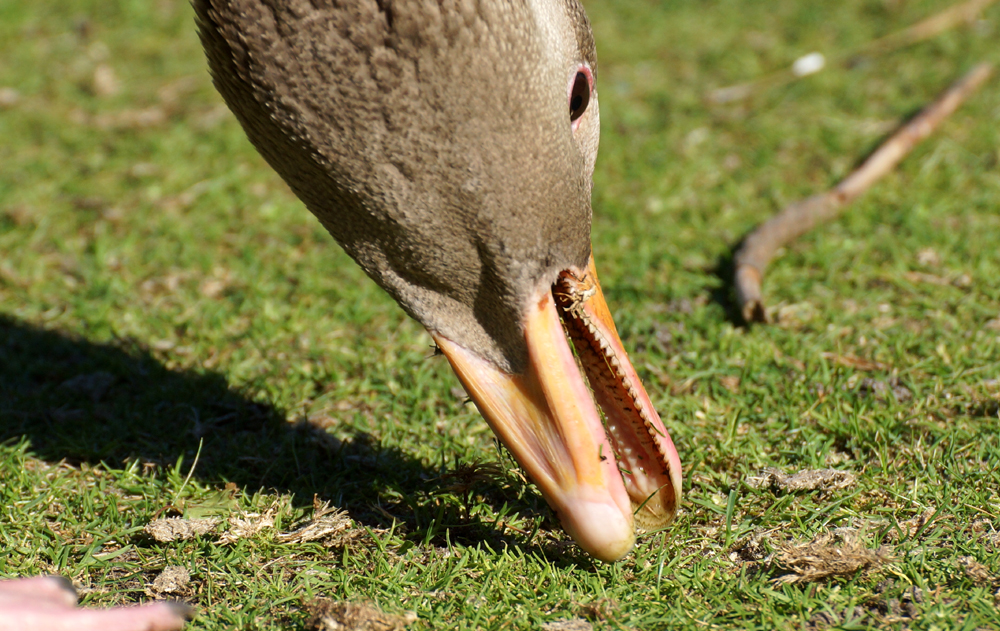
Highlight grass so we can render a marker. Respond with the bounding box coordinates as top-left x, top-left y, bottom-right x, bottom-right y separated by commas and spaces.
1, 0, 999, 628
